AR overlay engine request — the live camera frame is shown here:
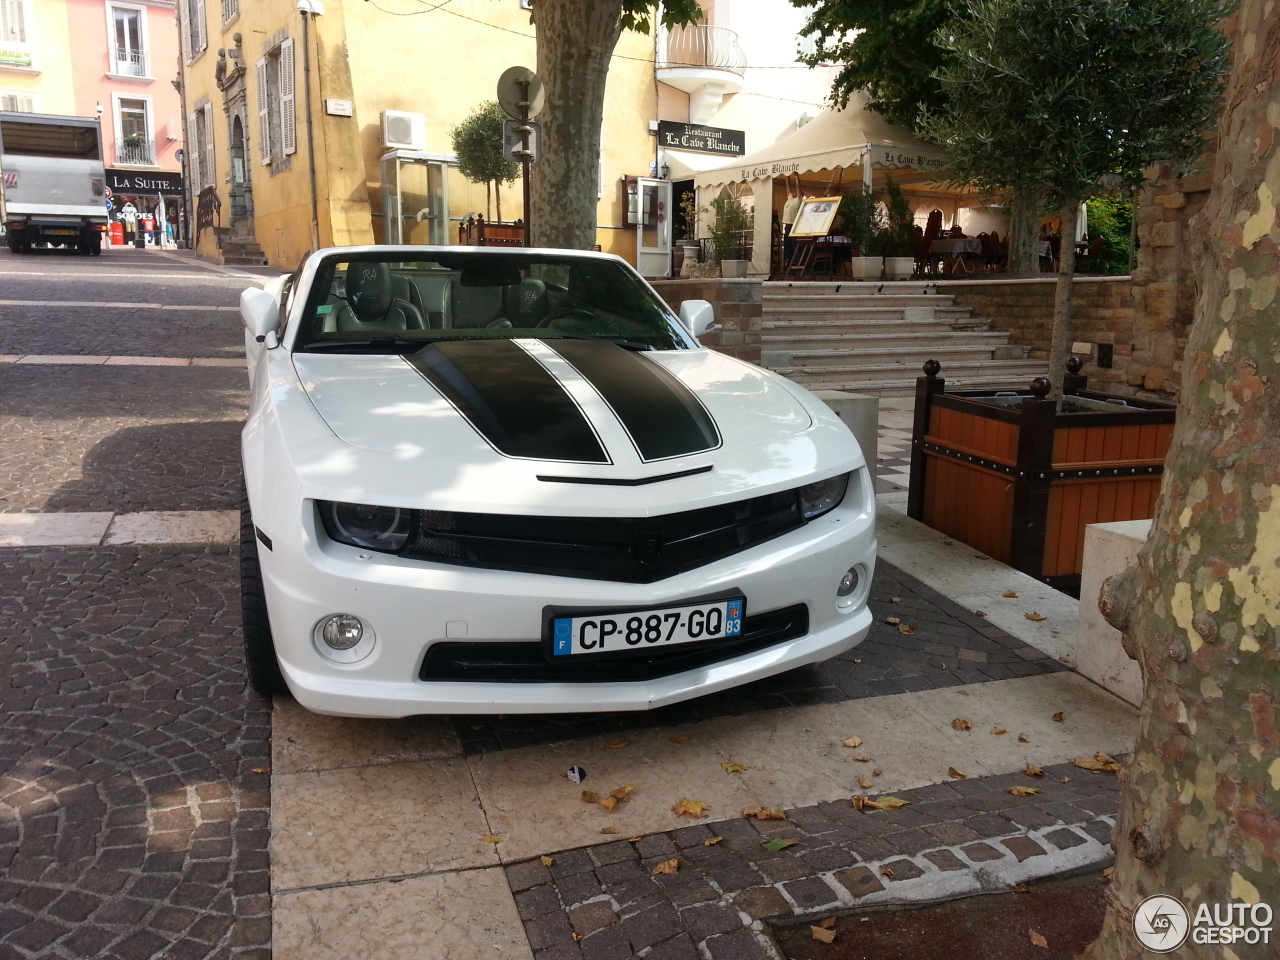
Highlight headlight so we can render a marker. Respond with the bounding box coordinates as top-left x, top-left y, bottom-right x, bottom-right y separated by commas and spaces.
798, 473, 850, 520
319, 501, 412, 551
